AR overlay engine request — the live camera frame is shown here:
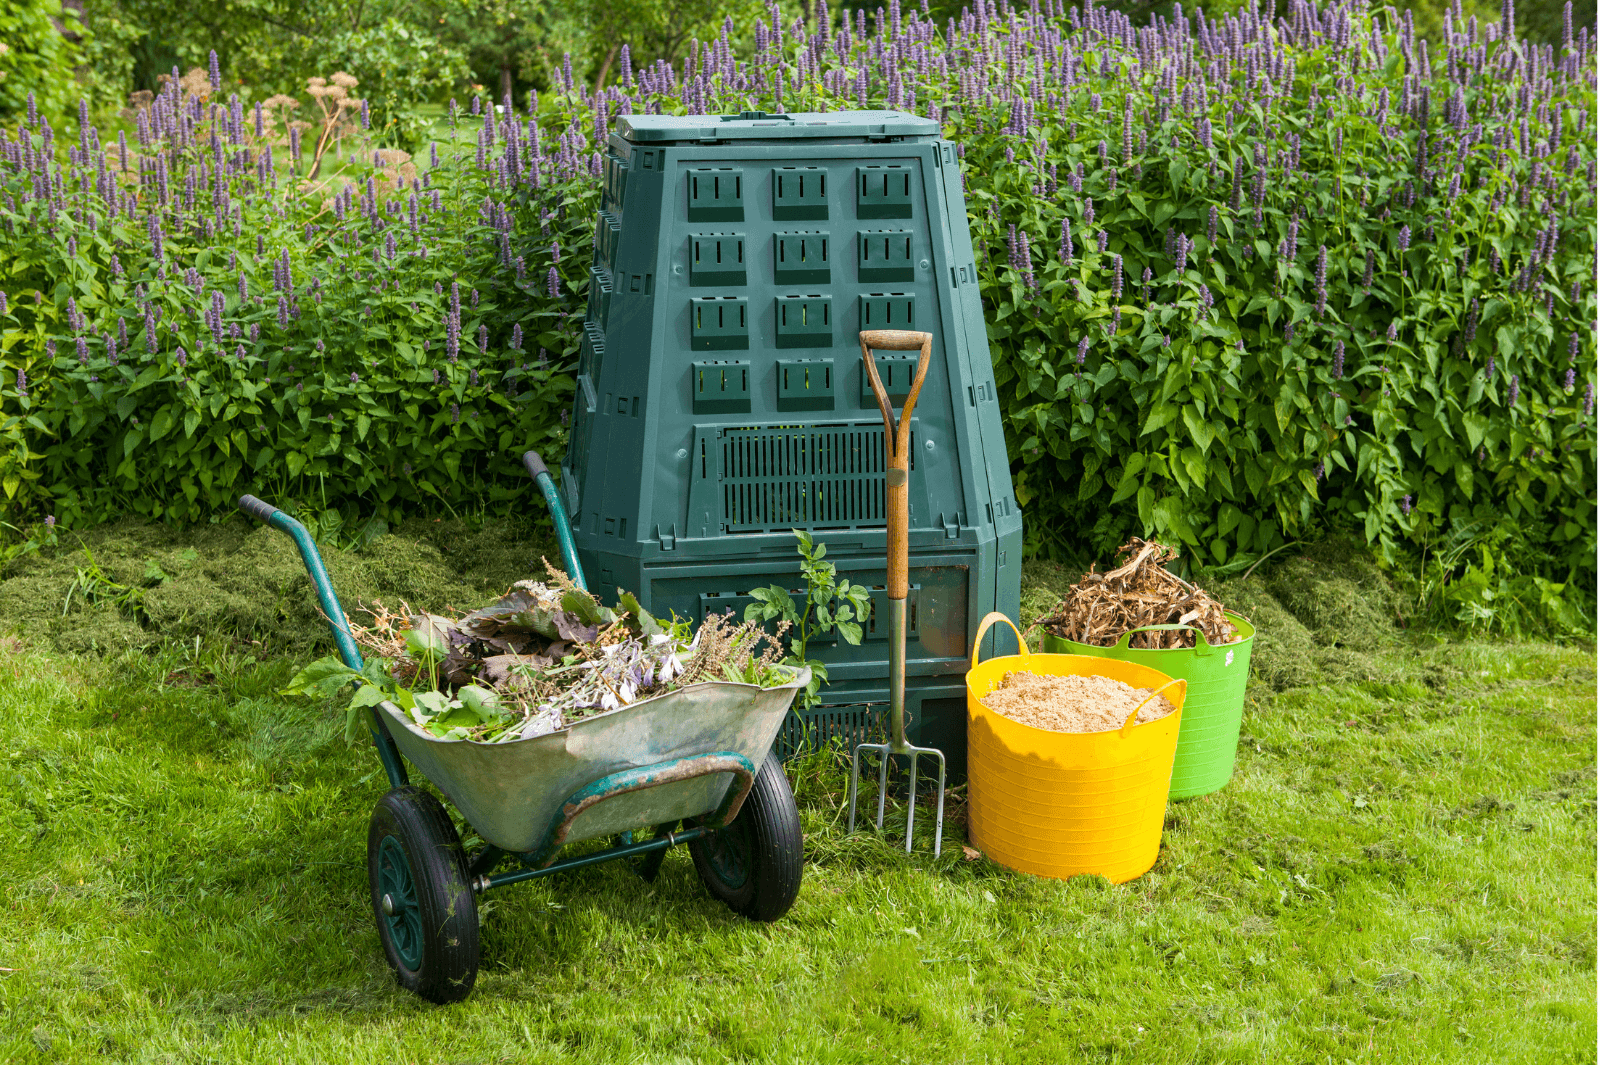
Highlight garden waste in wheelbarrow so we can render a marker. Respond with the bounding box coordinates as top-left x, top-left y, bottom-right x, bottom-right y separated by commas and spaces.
239, 451, 810, 1004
